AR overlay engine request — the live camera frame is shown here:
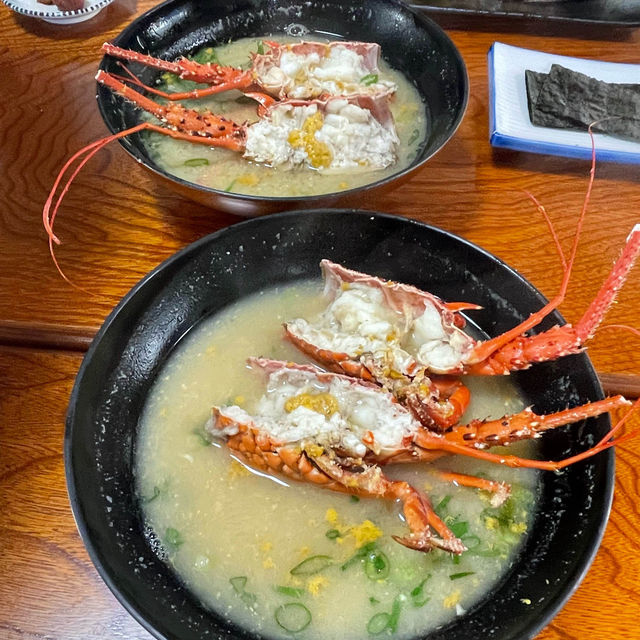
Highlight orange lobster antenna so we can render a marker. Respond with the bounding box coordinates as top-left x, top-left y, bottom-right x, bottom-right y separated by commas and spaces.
467, 129, 598, 365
